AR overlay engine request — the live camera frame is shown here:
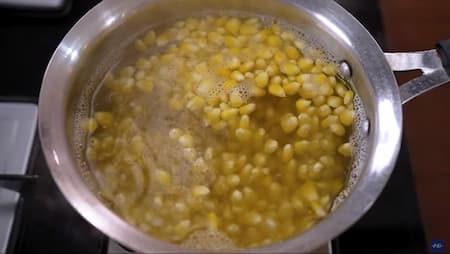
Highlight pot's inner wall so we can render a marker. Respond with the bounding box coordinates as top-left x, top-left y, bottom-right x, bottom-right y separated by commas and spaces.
65, 0, 373, 218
